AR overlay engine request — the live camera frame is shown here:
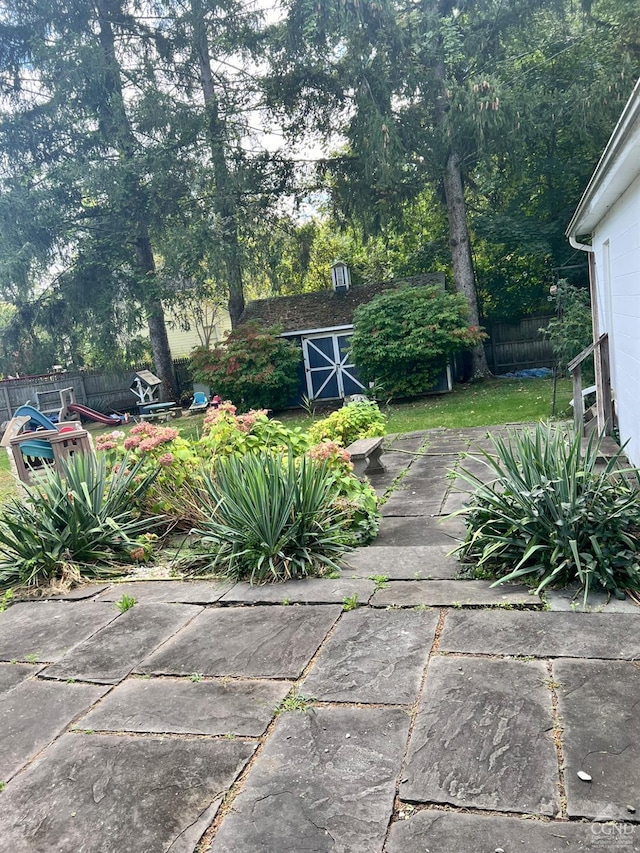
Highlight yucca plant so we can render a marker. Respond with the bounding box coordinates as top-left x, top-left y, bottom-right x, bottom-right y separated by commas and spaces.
454, 424, 640, 607
0, 452, 159, 591
190, 452, 350, 583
